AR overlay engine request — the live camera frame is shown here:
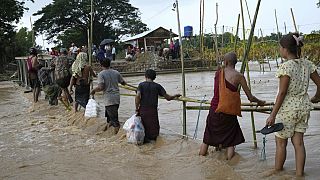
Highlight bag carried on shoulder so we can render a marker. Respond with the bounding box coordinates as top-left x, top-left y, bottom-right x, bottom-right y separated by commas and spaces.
123, 114, 145, 145
215, 68, 242, 117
